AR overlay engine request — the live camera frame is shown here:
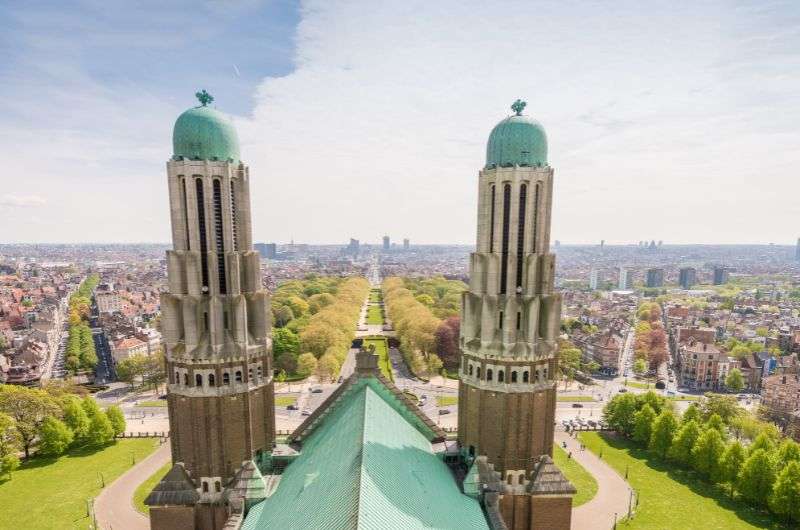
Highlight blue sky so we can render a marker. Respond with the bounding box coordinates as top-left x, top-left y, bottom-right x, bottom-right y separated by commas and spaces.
1, 1, 799, 245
